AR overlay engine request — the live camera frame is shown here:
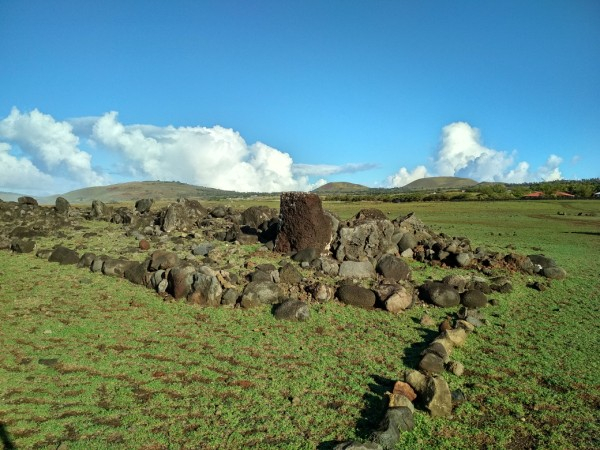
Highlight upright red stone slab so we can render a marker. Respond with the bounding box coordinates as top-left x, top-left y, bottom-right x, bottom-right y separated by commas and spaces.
274, 192, 333, 254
